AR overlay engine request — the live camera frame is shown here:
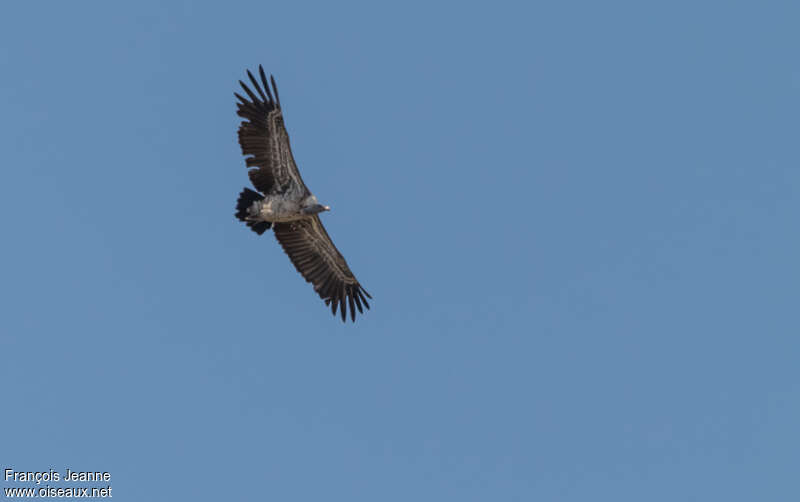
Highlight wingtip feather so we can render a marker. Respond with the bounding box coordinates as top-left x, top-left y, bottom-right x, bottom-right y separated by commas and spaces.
270, 75, 281, 108
259, 66, 274, 104
247, 69, 268, 102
